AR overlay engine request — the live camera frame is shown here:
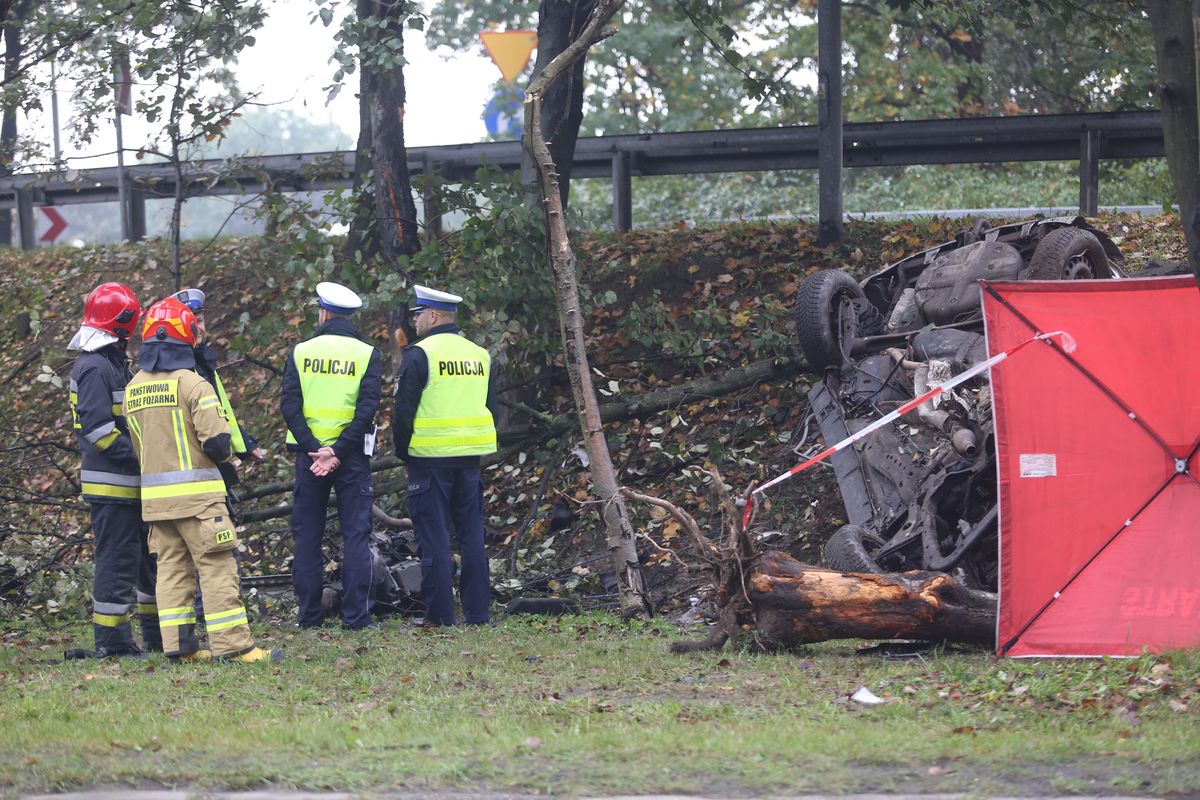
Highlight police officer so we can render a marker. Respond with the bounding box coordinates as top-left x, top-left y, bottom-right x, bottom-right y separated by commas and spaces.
170, 288, 265, 464
126, 298, 279, 663
66, 282, 161, 659
393, 285, 496, 626
281, 282, 382, 630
